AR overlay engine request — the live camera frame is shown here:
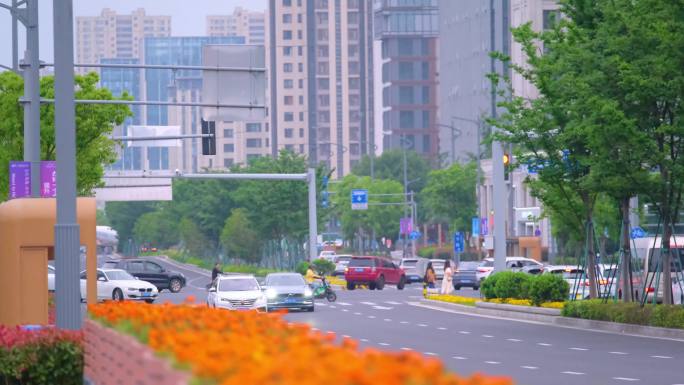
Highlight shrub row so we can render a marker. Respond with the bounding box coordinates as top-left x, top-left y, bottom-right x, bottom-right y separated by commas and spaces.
166, 250, 282, 276
562, 300, 684, 329
296, 259, 336, 276
481, 271, 569, 306
0, 326, 83, 385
